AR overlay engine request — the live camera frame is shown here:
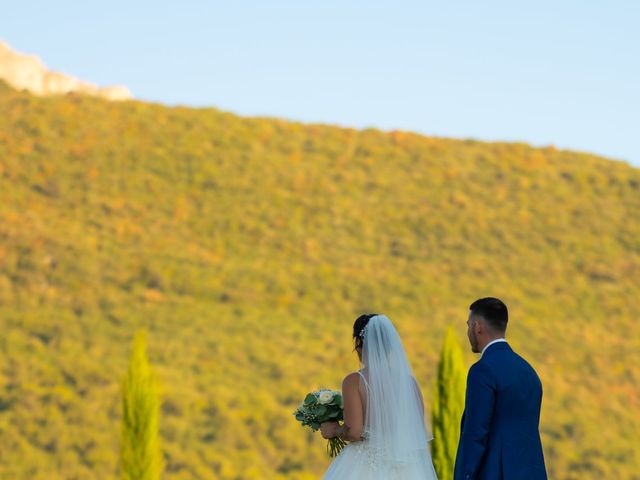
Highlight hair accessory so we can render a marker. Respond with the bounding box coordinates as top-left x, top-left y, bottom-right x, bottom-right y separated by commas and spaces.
359, 323, 369, 339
